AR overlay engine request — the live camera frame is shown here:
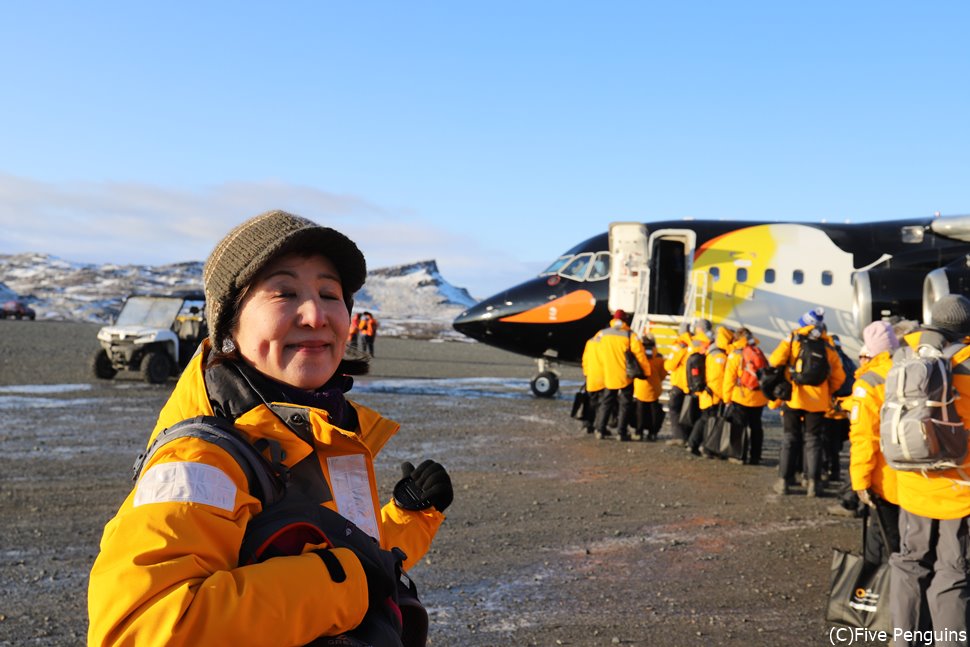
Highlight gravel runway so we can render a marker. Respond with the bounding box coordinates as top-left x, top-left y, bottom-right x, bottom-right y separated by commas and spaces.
0, 320, 863, 646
